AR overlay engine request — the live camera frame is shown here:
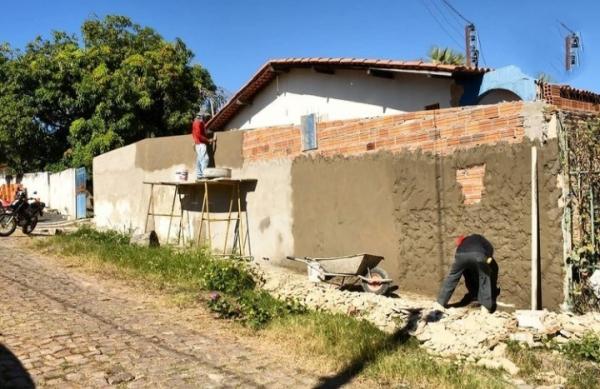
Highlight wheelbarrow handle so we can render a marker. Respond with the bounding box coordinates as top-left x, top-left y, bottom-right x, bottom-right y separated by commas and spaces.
286, 256, 312, 264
